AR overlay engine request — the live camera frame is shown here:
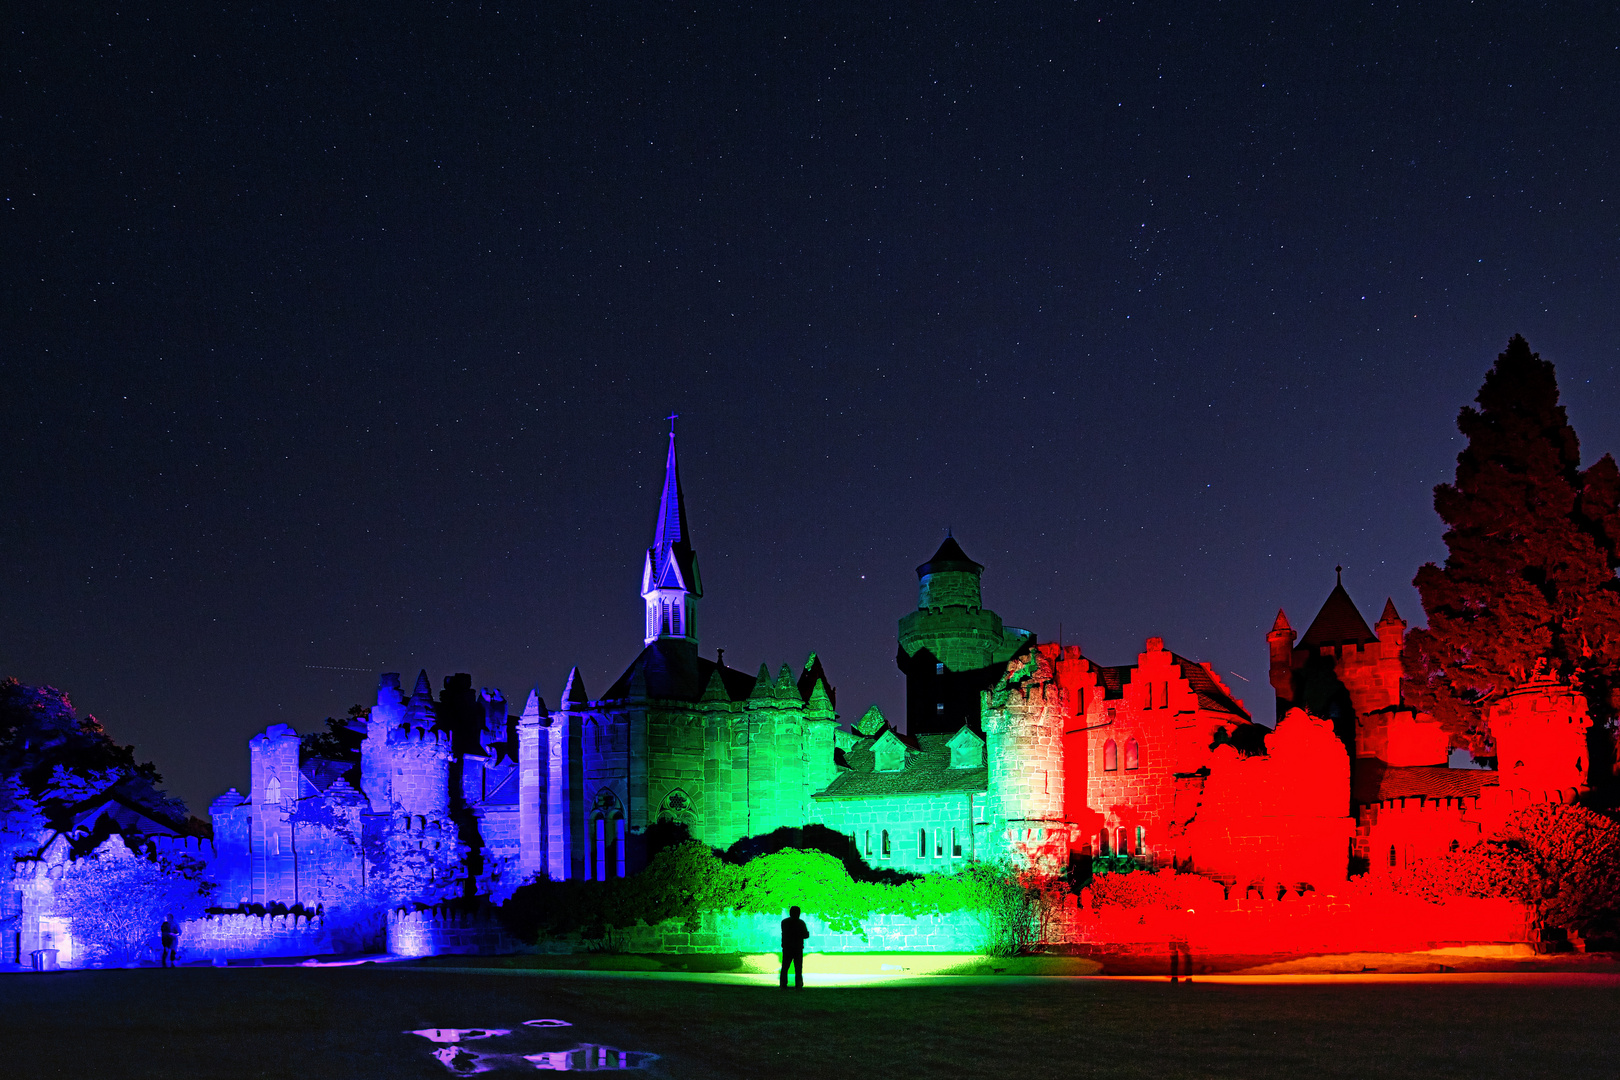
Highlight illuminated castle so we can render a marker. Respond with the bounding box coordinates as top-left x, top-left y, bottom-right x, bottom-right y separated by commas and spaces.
202, 428, 1594, 912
